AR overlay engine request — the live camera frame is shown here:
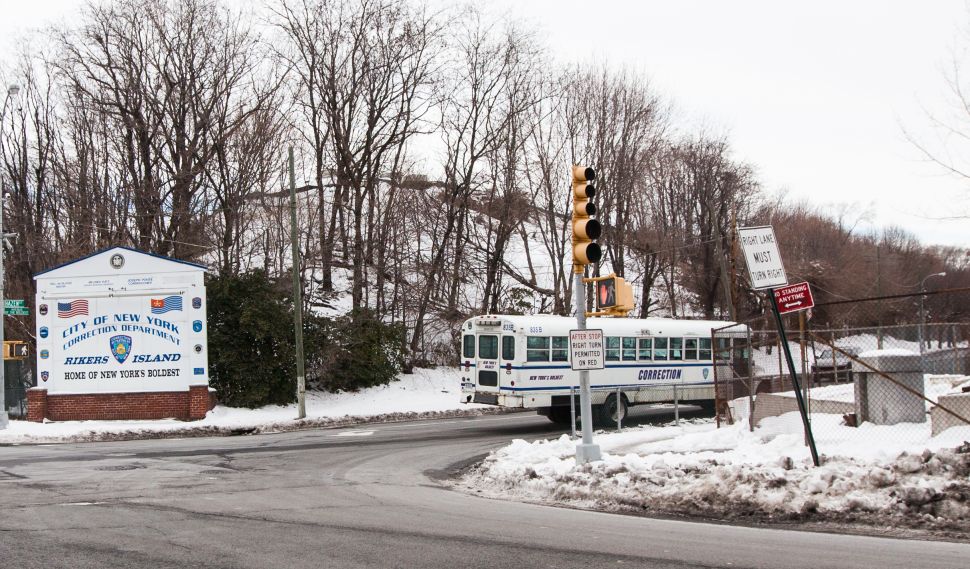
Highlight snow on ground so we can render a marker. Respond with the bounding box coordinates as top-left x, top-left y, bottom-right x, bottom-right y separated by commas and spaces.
0, 367, 485, 444
459, 411, 970, 534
